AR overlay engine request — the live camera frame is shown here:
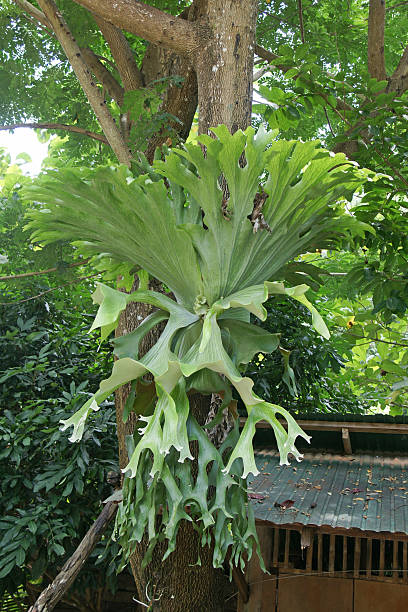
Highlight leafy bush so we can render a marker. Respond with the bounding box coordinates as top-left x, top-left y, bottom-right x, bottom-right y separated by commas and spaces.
0, 171, 119, 606
247, 297, 367, 414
